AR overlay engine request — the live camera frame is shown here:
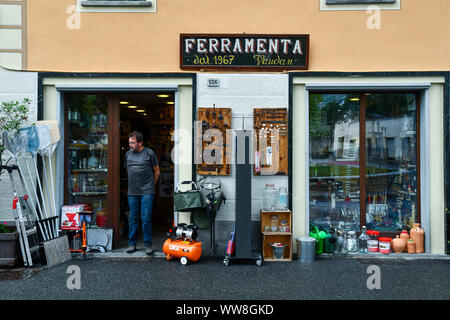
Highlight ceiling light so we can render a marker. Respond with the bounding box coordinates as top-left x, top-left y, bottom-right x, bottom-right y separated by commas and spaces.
166, 101, 174, 105
350, 98, 360, 101
157, 94, 170, 98
120, 101, 129, 104
128, 105, 138, 109
136, 110, 146, 113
